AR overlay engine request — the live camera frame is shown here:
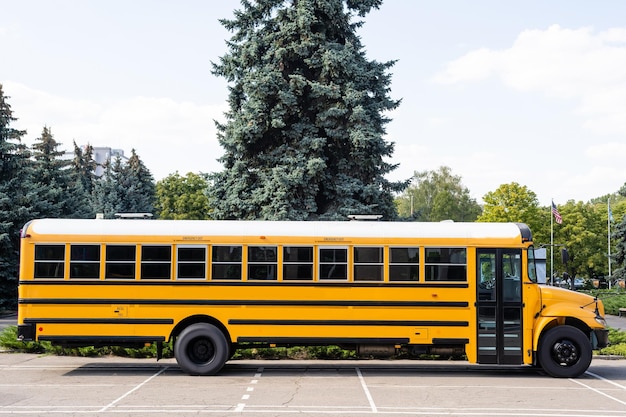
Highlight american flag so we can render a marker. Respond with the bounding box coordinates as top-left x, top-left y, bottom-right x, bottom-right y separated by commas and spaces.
552, 201, 562, 224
